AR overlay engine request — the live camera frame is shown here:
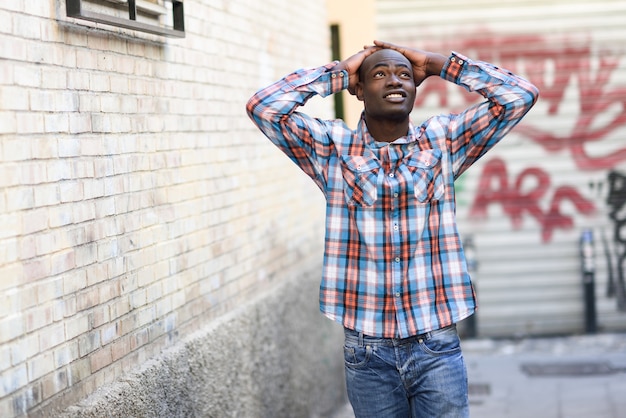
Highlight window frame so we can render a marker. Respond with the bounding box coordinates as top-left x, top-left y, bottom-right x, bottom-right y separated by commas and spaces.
66, 0, 185, 38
